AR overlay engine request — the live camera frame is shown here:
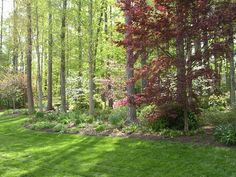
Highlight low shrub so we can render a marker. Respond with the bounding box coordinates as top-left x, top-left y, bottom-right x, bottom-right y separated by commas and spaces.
95, 123, 108, 132
77, 113, 93, 123
140, 103, 198, 131
35, 112, 45, 119
45, 112, 58, 121
52, 123, 65, 132
122, 124, 139, 134
158, 103, 198, 130
31, 121, 56, 130
149, 118, 168, 132
58, 113, 71, 124
200, 94, 228, 111
138, 105, 156, 121
214, 123, 236, 145
95, 109, 112, 121
200, 108, 236, 126
108, 107, 127, 126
